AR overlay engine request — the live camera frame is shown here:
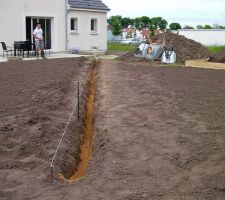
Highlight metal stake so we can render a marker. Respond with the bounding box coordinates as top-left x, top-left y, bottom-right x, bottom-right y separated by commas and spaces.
50, 165, 53, 178
78, 82, 80, 119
